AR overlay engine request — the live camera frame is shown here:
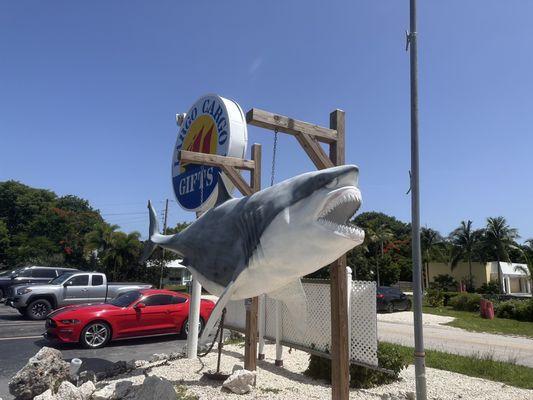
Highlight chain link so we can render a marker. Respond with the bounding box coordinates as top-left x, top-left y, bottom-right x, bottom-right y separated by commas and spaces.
270, 129, 279, 187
